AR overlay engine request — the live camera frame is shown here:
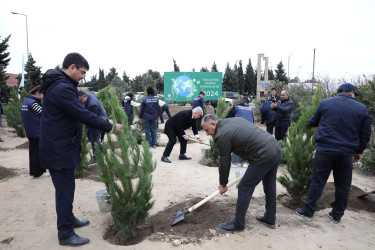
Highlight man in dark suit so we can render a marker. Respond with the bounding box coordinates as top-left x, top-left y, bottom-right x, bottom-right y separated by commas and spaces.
40, 53, 122, 246
161, 107, 203, 163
